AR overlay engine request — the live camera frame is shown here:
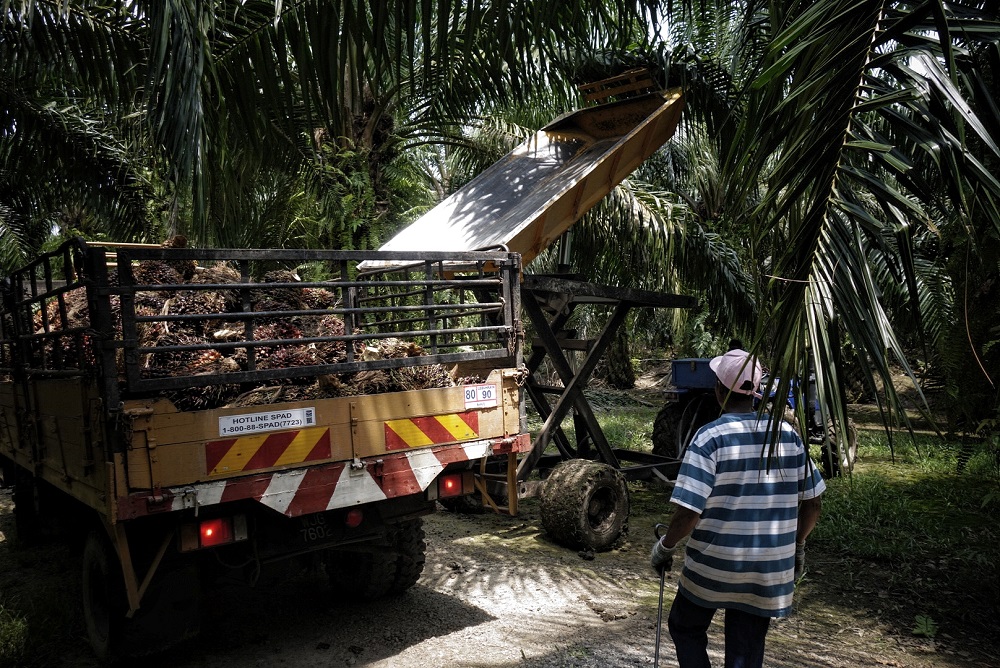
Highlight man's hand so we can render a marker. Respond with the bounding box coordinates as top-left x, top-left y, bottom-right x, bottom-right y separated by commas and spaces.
650, 538, 675, 574
794, 541, 806, 580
